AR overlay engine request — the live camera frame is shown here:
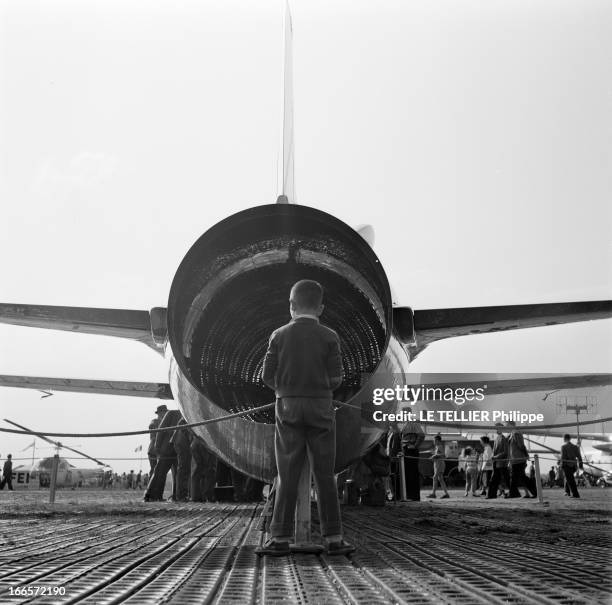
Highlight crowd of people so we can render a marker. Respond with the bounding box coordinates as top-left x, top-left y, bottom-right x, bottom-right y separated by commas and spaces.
101, 469, 147, 490
142, 404, 264, 503
344, 420, 587, 503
